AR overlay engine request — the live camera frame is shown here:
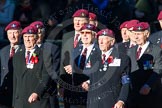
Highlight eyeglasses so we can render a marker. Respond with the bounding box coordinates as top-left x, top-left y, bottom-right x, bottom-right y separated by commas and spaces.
80, 31, 92, 35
